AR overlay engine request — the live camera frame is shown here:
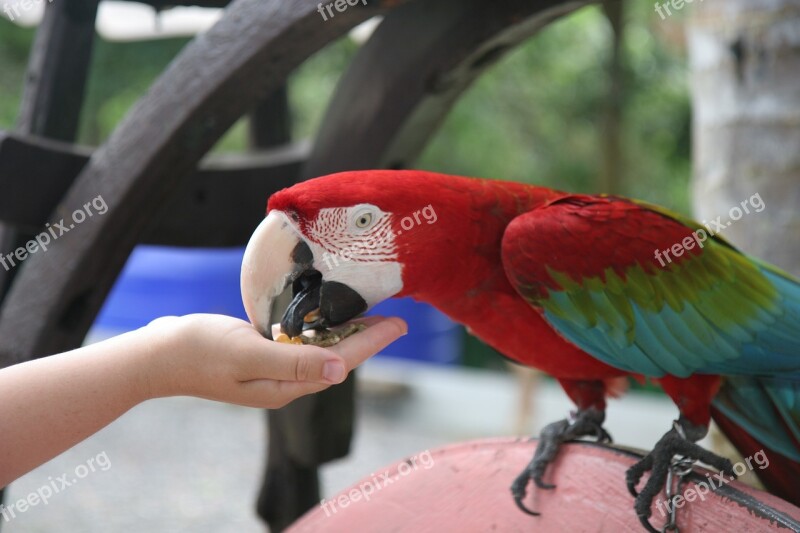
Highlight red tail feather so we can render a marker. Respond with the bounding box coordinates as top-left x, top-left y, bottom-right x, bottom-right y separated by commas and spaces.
711, 406, 800, 506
